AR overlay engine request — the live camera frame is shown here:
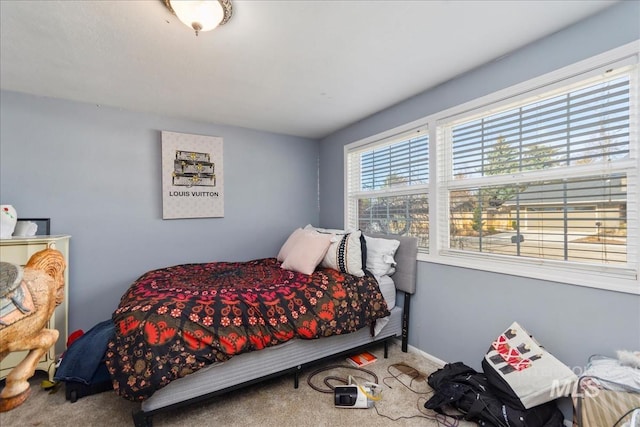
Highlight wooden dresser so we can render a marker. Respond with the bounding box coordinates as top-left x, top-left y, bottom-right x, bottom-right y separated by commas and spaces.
0, 235, 70, 381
